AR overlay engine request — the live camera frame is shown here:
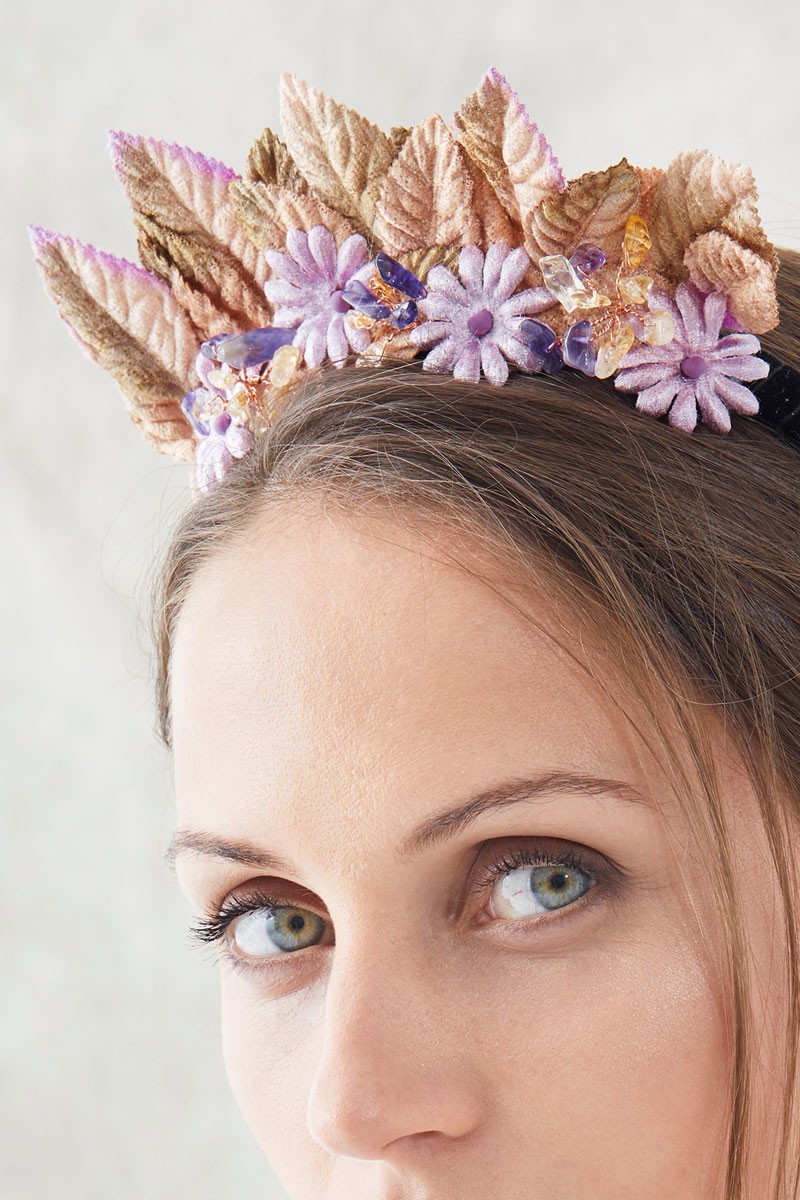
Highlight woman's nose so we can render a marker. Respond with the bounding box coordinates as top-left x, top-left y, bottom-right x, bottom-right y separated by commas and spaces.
305, 932, 484, 1161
